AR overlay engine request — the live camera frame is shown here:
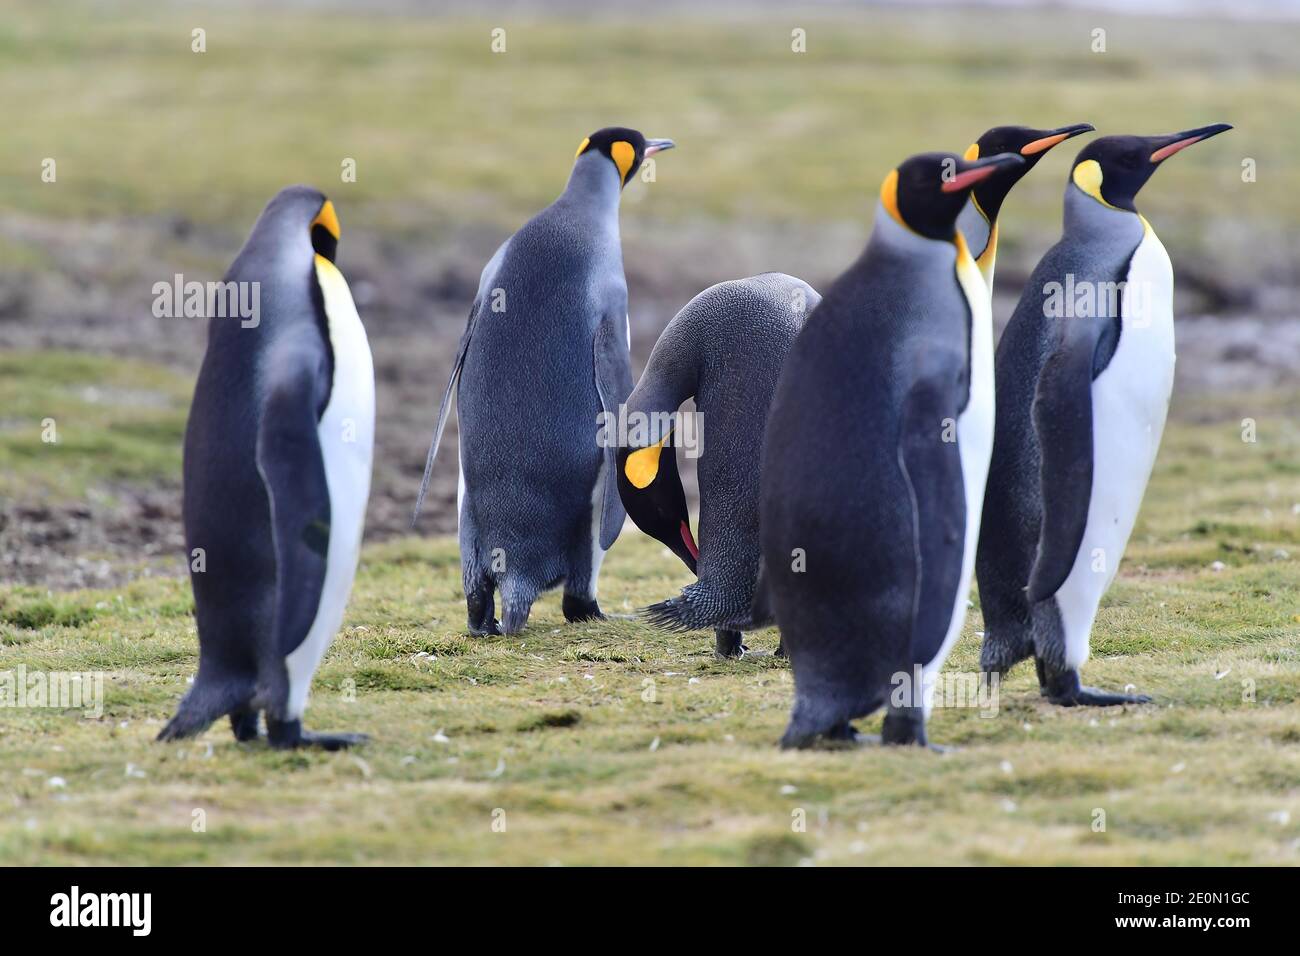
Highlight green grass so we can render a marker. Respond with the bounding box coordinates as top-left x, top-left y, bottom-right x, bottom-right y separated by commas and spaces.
1, 2, 1293, 271
0, 350, 191, 500
1, 385, 1297, 865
